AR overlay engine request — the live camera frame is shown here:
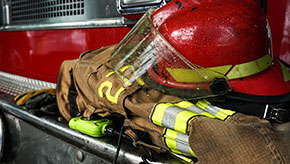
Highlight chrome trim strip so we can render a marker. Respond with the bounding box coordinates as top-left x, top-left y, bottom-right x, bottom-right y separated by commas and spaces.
0, 72, 182, 163
0, 113, 4, 160
120, 0, 162, 7
0, 99, 143, 163
0, 17, 137, 31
